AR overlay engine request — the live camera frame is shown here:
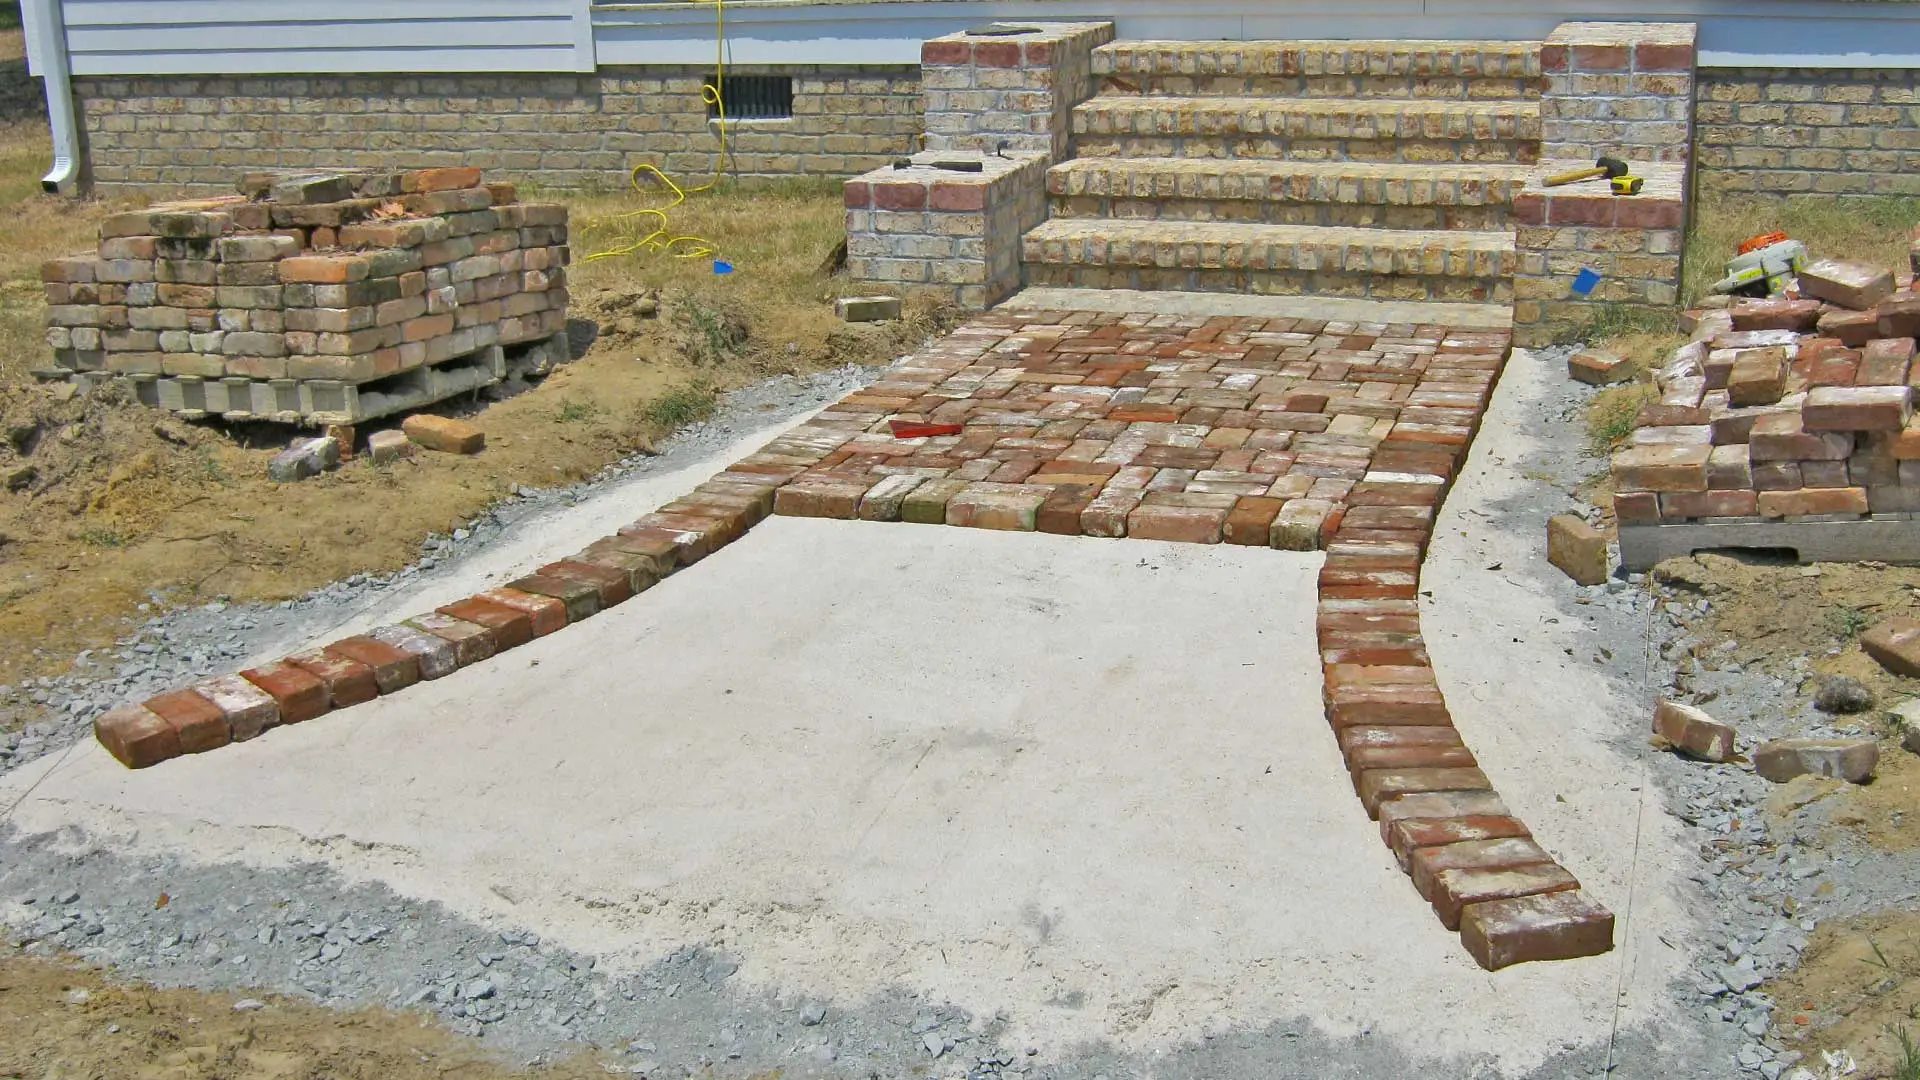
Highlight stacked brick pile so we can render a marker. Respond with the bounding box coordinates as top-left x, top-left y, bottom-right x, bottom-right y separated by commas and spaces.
39, 167, 570, 425
1611, 258, 1919, 529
